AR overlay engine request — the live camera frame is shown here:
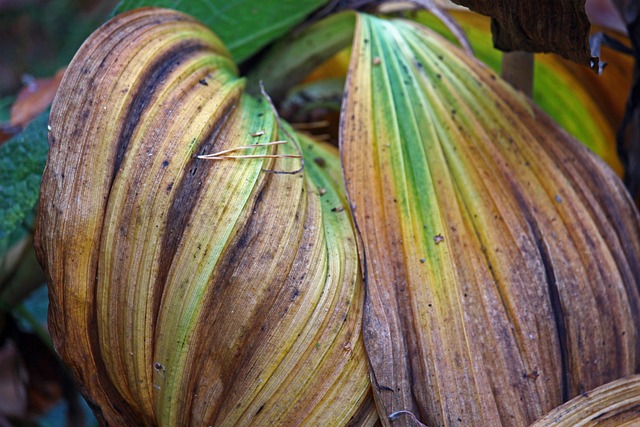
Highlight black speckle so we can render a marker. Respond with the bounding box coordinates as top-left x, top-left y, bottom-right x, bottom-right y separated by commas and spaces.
523, 369, 540, 380
198, 78, 208, 86
162, 160, 169, 168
